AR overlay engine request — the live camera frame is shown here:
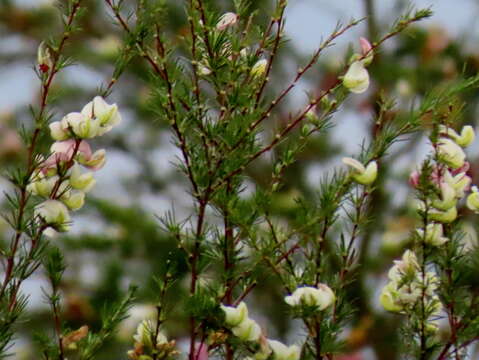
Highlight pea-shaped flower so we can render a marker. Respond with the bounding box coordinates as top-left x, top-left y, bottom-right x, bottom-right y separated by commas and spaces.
342, 157, 378, 185
49, 121, 70, 141
444, 170, 471, 198
62, 190, 85, 211
251, 59, 268, 78
81, 96, 121, 135
416, 223, 448, 246
216, 12, 238, 30
61, 112, 101, 139
284, 284, 335, 310
429, 206, 457, 224
343, 61, 369, 94
467, 186, 479, 213
431, 182, 457, 211
27, 173, 58, 197
133, 320, 167, 348
220, 301, 248, 327
437, 138, 466, 169
439, 125, 475, 148
267, 340, 301, 360
379, 283, 402, 313
69, 164, 96, 192
231, 318, 262, 342
34, 200, 70, 232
